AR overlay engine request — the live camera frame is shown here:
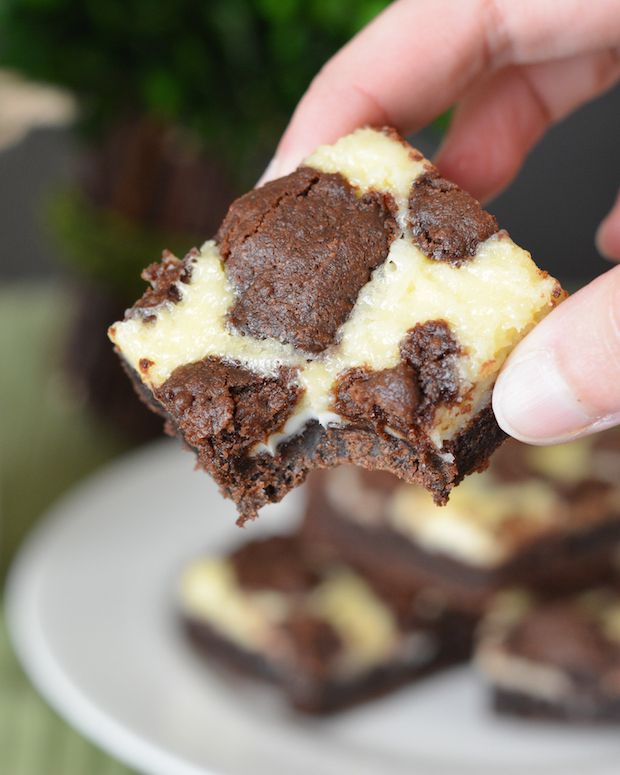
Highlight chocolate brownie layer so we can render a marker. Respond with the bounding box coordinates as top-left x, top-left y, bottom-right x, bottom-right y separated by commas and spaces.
110, 127, 564, 520
476, 589, 620, 723
492, 688, 620, 723
304, 429, 620, 609
179, 534, 473, 713
184, 615, 471, 714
